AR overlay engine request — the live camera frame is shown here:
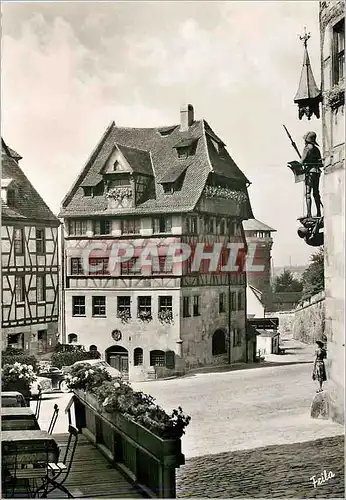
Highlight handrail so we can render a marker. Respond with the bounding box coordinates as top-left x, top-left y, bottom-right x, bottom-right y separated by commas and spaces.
72, 389, 184, 498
